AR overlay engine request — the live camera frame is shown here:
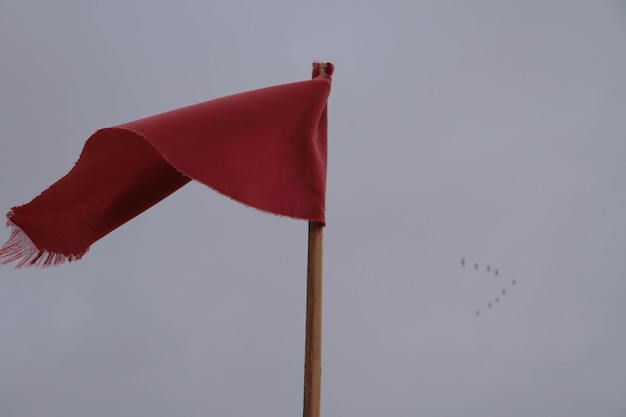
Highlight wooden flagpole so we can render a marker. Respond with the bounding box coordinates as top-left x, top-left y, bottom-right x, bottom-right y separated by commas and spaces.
303, 61, 329, 417
303, 221, 323, 417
